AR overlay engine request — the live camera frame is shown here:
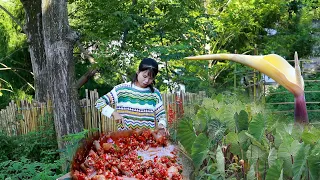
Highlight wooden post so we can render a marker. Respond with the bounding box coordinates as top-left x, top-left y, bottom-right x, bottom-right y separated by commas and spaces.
85, 89, 90, 132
